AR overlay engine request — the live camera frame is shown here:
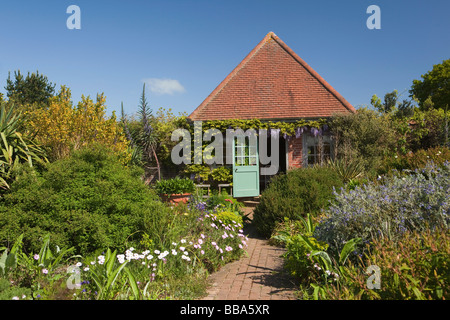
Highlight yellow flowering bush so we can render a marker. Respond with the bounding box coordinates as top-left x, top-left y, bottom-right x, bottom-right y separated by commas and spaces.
26, 86, 130, 163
